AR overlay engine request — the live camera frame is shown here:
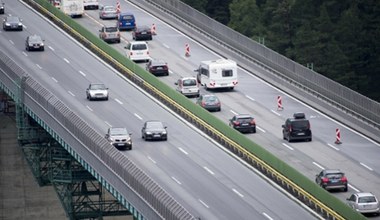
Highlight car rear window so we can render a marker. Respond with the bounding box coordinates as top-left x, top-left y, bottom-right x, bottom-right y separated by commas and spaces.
204, 96, 218, 102
121, 15, 134, 20
358, 196, 376, 203
105, 27, 118, 32
183, 79, 196, 86
132, 44, 147, 50
291, 120, 309, 129
237, 117, 253, 123
325, 173, 343, 179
